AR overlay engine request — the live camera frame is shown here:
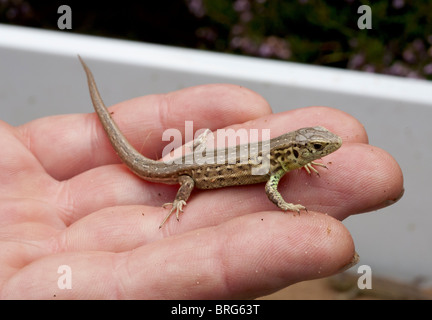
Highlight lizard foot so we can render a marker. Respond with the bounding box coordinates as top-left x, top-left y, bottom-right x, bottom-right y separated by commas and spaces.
303, 161, 328, 176
278, 202, 307, 214
160, 200, 187, 228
